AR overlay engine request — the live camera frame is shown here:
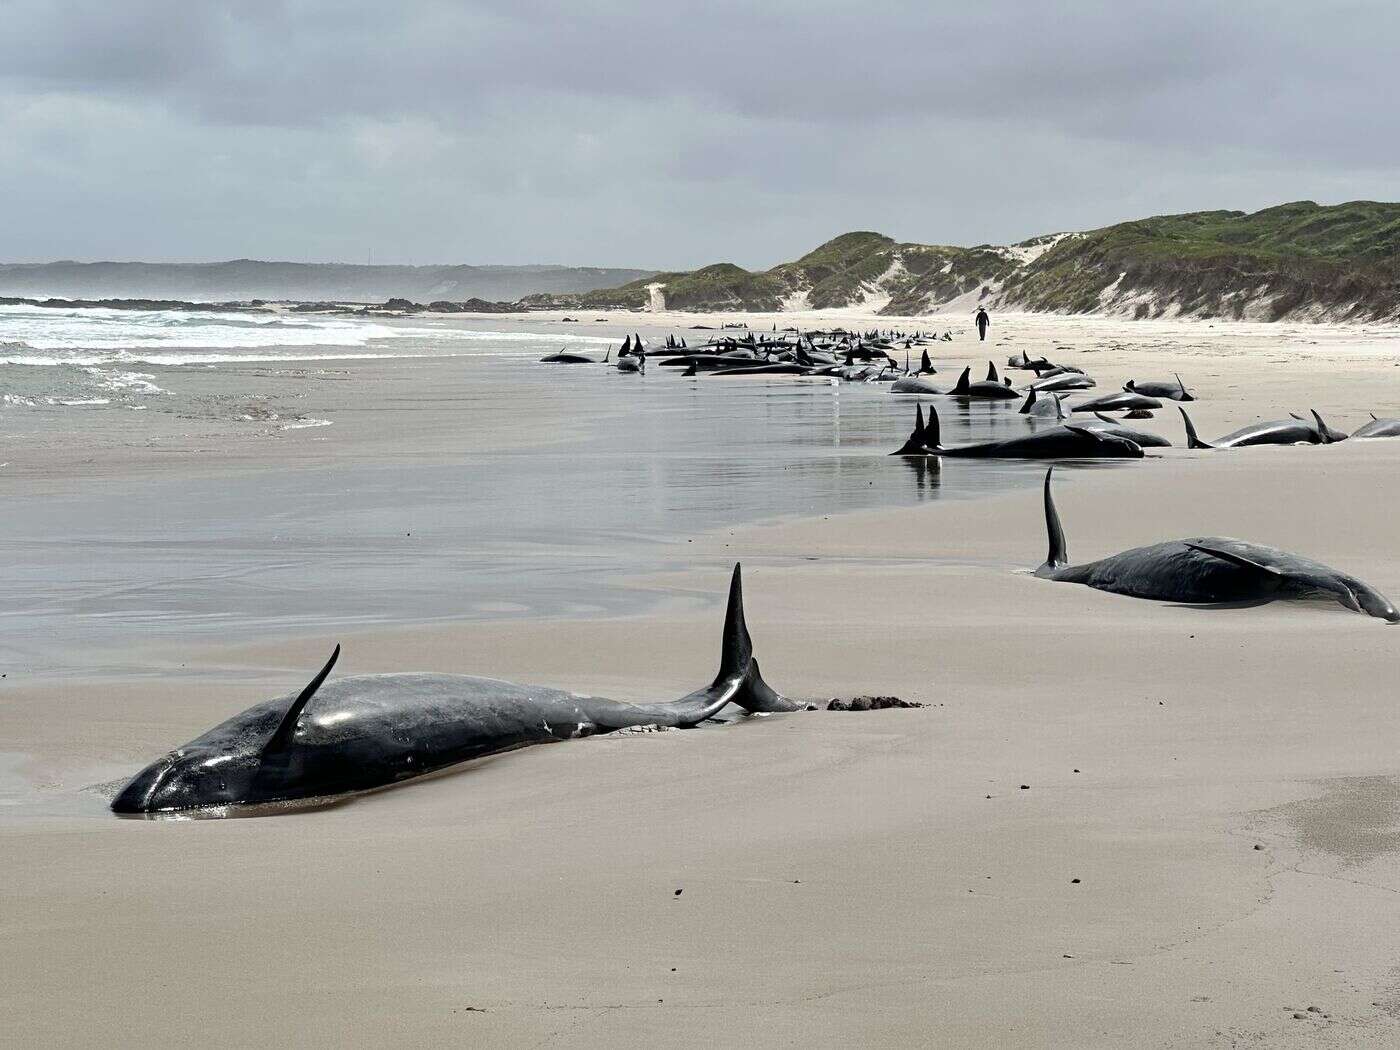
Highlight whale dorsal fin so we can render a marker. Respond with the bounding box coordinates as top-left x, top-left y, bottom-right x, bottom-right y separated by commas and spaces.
1184, 543, 1284, 577
951, 366, 971, 394
986, 361, 999, 382
1038, 467, 1068, 572
263, 645, 340, 756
